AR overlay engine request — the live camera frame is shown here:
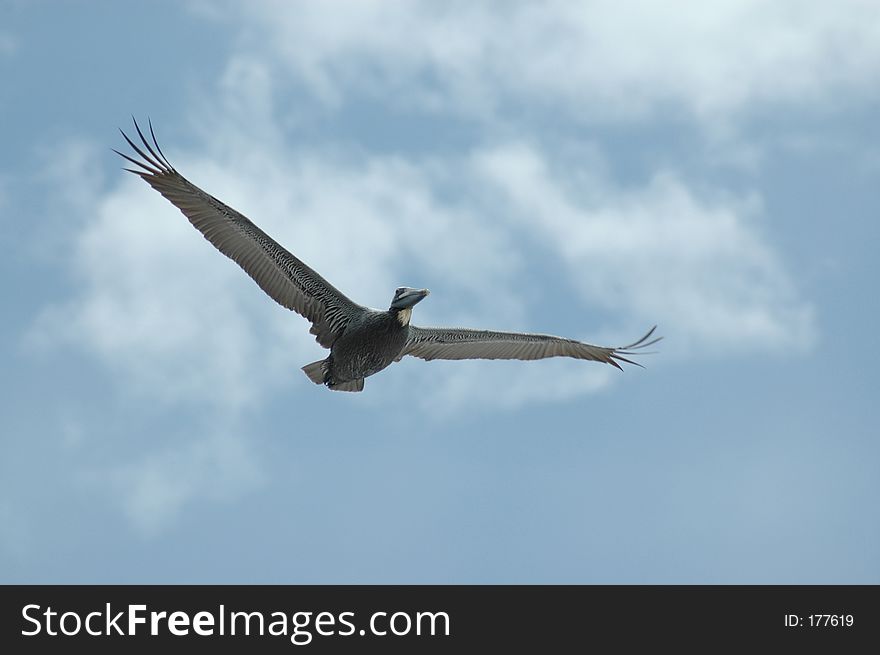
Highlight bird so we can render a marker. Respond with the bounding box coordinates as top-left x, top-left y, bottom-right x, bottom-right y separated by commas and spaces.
115, 119, 661, 392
